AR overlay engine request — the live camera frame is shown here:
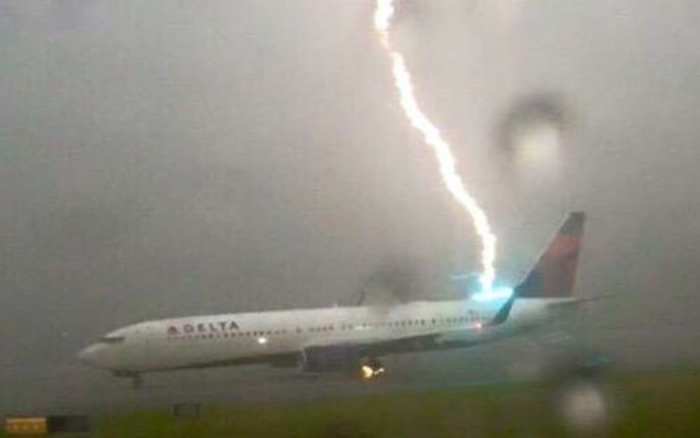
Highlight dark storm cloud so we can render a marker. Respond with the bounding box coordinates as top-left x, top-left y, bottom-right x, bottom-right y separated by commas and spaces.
2, 0, 700, 412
